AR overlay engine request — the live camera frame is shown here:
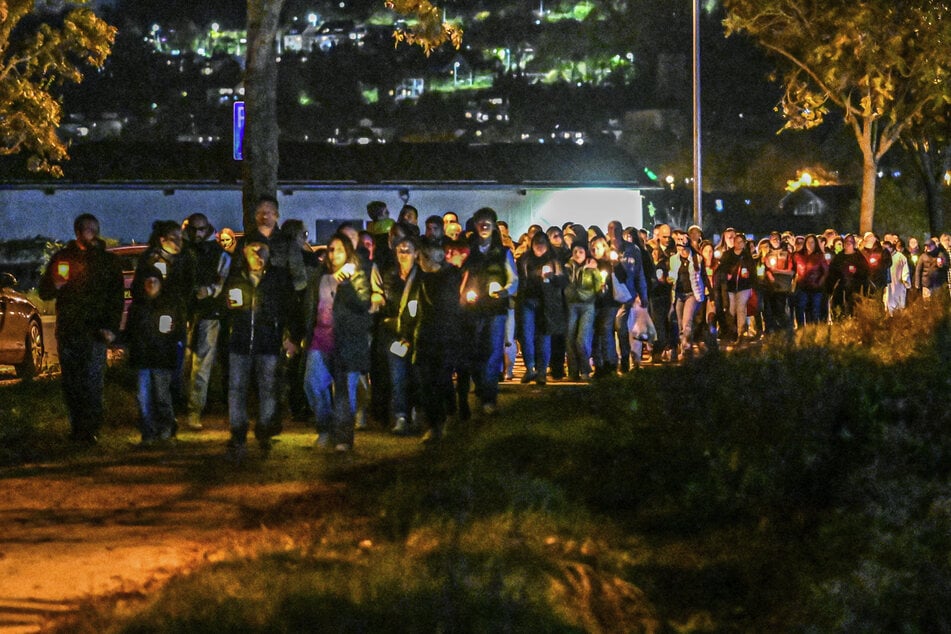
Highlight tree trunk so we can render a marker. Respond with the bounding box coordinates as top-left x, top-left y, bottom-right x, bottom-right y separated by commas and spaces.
854, 121, 879, 235
916, 148, 946, 236
242, 0, 284, 232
